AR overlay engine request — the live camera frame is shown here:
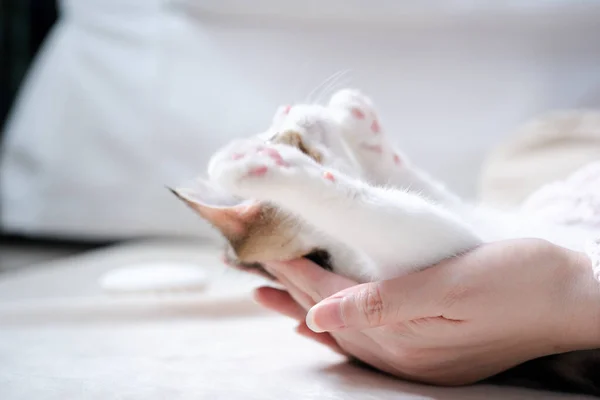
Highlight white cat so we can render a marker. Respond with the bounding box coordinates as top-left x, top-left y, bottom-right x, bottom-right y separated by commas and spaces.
175, 89, 600, 283
170, 89, 600, 395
